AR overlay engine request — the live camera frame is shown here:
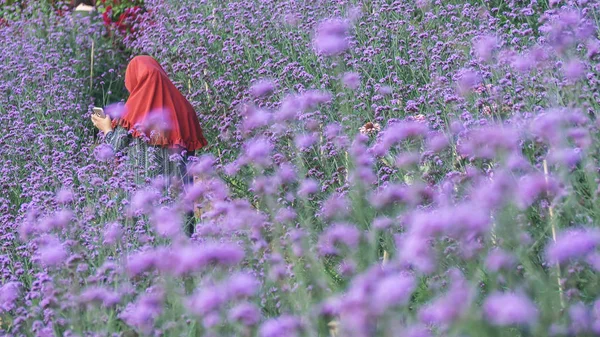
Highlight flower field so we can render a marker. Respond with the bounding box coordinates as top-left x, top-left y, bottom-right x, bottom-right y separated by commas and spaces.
2, 0, 600, 336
